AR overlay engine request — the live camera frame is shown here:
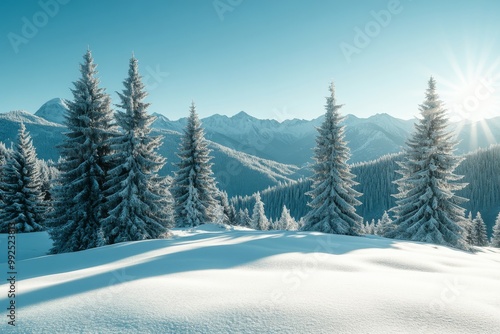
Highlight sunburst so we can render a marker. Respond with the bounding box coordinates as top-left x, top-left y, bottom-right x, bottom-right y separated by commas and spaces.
432, 42, 500, 149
